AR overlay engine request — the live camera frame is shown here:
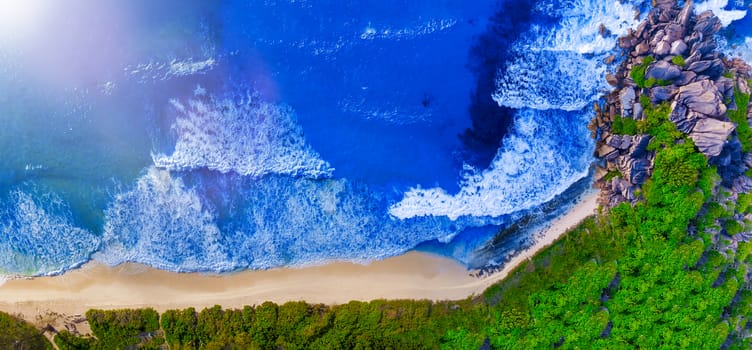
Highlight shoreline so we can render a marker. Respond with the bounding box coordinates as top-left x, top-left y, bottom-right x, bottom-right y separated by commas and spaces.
0, 190, 599, 325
